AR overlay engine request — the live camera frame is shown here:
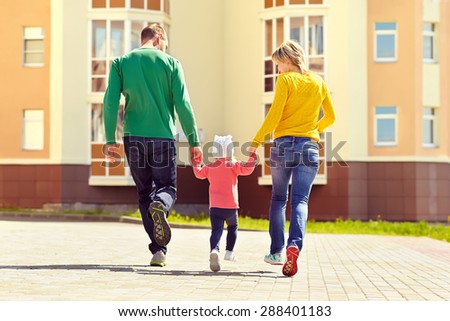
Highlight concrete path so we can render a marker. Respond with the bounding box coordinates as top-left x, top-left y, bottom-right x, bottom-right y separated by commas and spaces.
0, 219, 449, 301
